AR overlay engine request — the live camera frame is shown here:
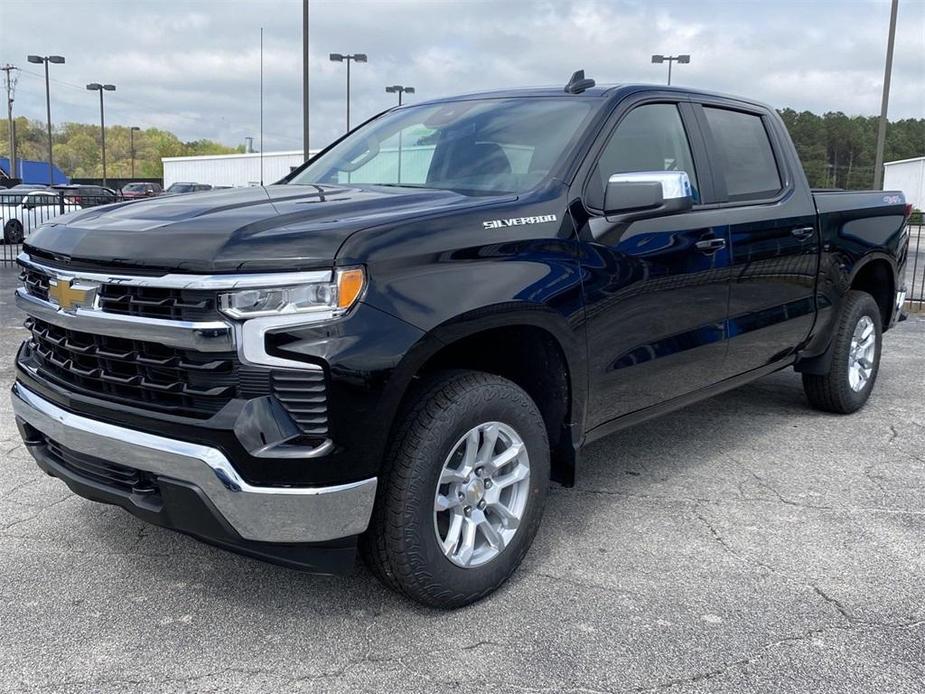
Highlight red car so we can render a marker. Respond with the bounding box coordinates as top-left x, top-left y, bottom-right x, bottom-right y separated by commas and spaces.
121, 182, 163, 199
